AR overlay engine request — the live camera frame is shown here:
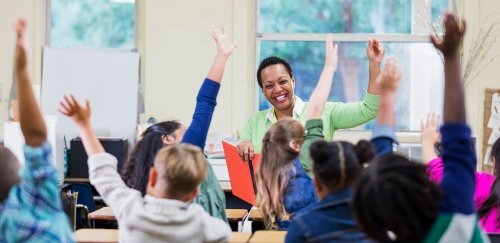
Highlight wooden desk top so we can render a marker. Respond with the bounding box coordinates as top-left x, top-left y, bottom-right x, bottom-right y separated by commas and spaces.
248, 230, 286, 243
229, 232, 252, 243
226, 209, 248, 221
248, 208, 263, 222
74, 229, 118, 243
89, 207, 115, 221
